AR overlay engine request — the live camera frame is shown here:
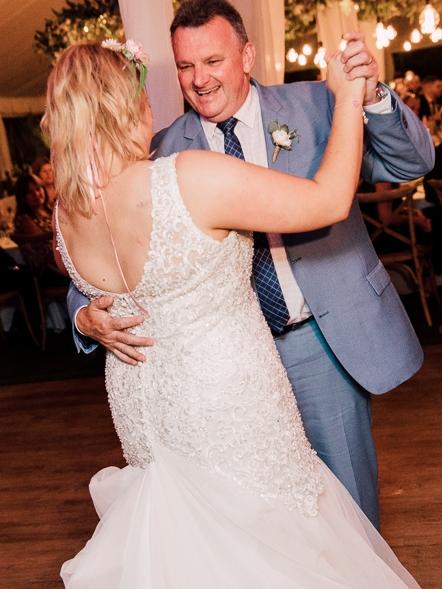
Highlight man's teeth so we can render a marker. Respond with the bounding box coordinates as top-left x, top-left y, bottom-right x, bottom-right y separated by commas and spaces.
196, 86, 220, 96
